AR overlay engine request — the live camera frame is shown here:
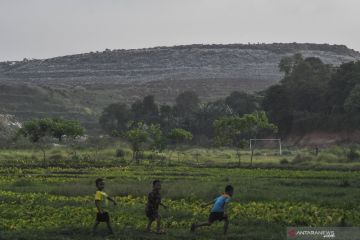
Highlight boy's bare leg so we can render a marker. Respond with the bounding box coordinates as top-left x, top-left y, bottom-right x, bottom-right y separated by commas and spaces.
146, 219, 153, 232
106, 220, 114, 234
92, 220, 100, 235
224, 219, 229, 234
156, 216, 161, 233
191, 221, 212, 232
